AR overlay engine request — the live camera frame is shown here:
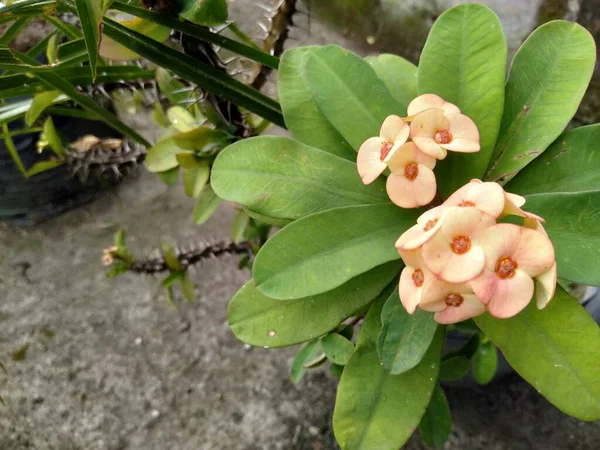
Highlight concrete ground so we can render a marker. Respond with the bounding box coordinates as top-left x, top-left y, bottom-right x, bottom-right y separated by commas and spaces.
2, 0, 600, 449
